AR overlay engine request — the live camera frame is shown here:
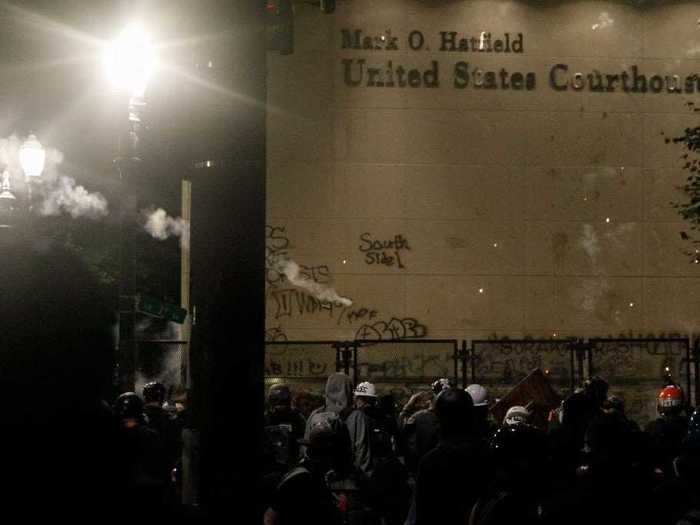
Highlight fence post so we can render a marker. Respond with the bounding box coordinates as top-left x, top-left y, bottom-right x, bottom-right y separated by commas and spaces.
351, 342, 359, 385
694, 338, 700, 409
